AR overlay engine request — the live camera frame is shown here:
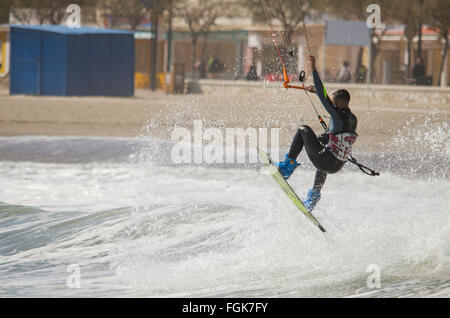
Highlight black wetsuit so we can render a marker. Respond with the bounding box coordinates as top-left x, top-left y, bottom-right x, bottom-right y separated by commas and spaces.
287, 70, 357, 192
